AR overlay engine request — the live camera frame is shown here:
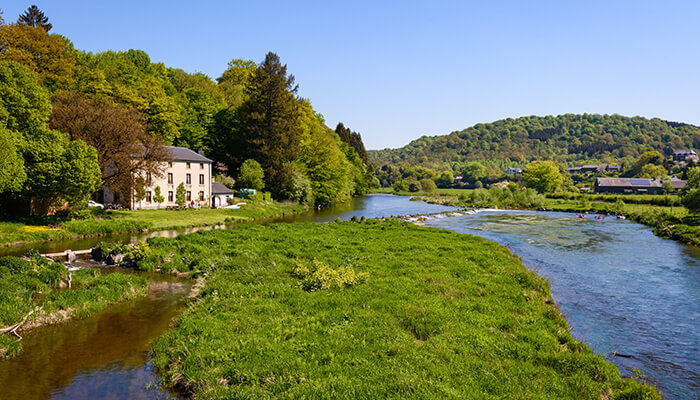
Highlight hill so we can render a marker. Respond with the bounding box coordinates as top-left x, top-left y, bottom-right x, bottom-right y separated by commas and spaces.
369, 114, 700, 171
